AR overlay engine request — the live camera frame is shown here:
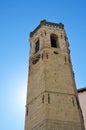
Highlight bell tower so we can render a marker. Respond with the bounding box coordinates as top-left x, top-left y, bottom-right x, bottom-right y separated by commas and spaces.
25, 20, 85, 130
